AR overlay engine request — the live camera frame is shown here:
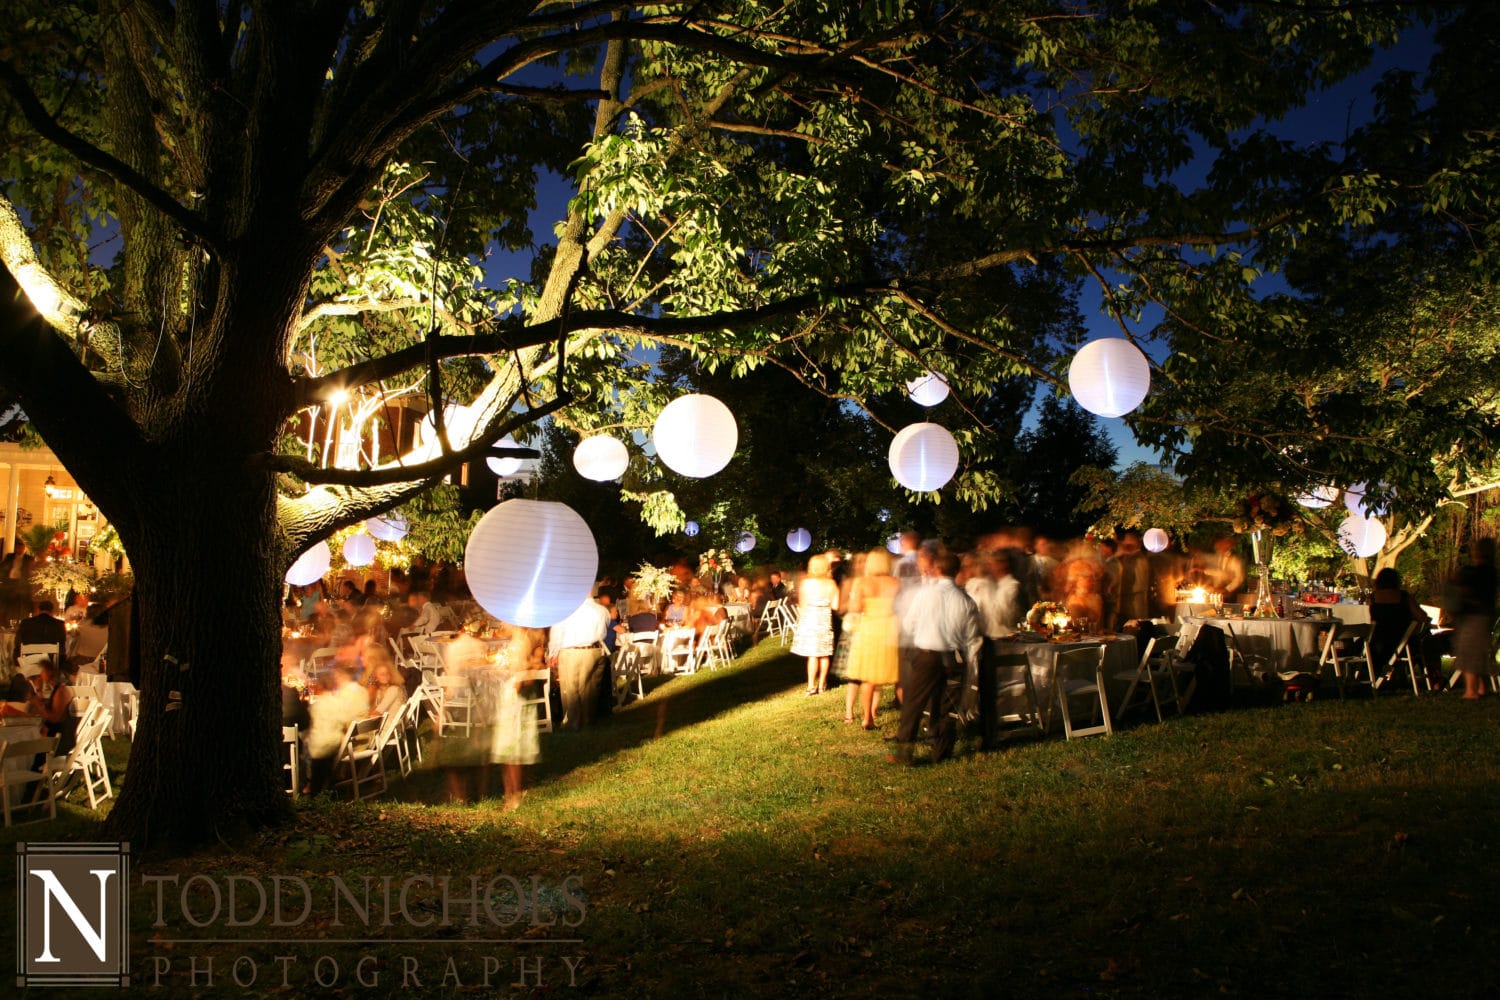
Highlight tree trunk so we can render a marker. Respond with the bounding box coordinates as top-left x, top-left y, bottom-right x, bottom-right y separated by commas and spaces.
102, 458, 291, 846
